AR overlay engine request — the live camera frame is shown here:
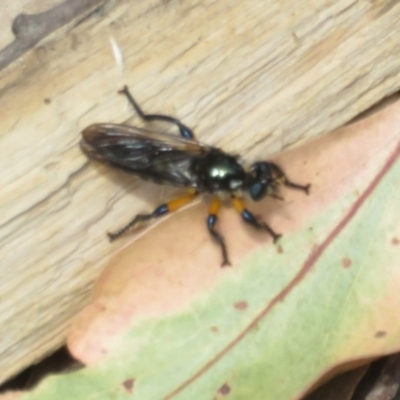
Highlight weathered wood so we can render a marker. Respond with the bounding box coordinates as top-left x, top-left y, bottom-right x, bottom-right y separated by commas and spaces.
1, 0, 400, 385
